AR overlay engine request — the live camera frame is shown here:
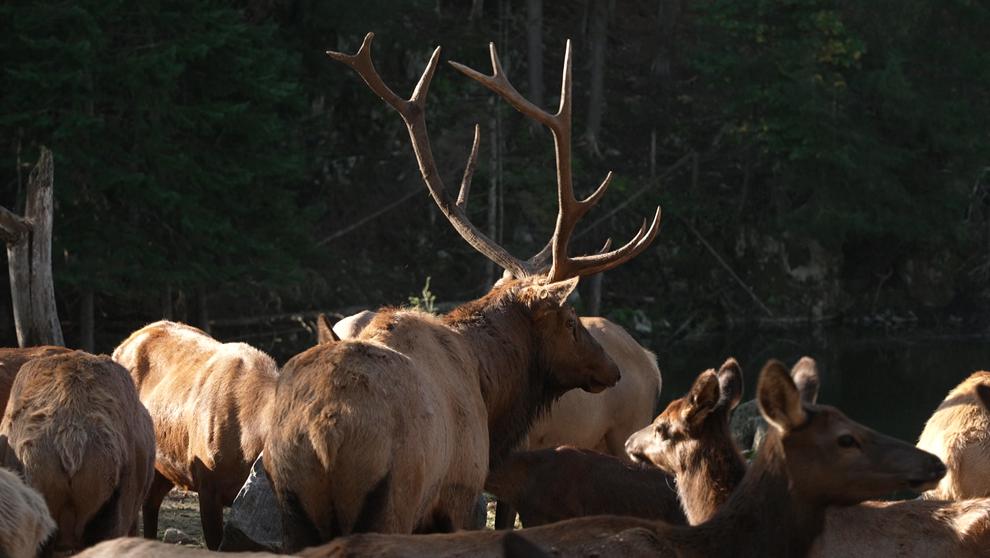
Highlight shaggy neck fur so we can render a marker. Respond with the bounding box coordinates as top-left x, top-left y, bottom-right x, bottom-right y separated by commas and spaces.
676, 411, 748, 524
444, 283, 558, 470
664, 428, 824, 557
